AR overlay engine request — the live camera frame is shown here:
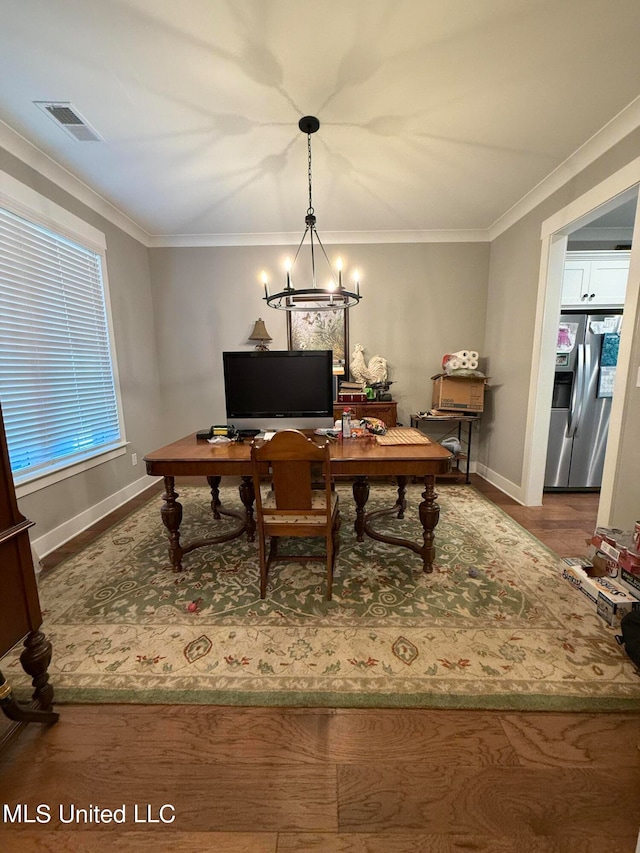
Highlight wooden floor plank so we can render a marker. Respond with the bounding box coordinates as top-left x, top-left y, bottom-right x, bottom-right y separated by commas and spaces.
337, 763, 640, 837
0, 760, 337, 833
0, 831, 277, 853
275, 833, 638, 853
499, 712, 640, 767
0, 706, 519, 767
